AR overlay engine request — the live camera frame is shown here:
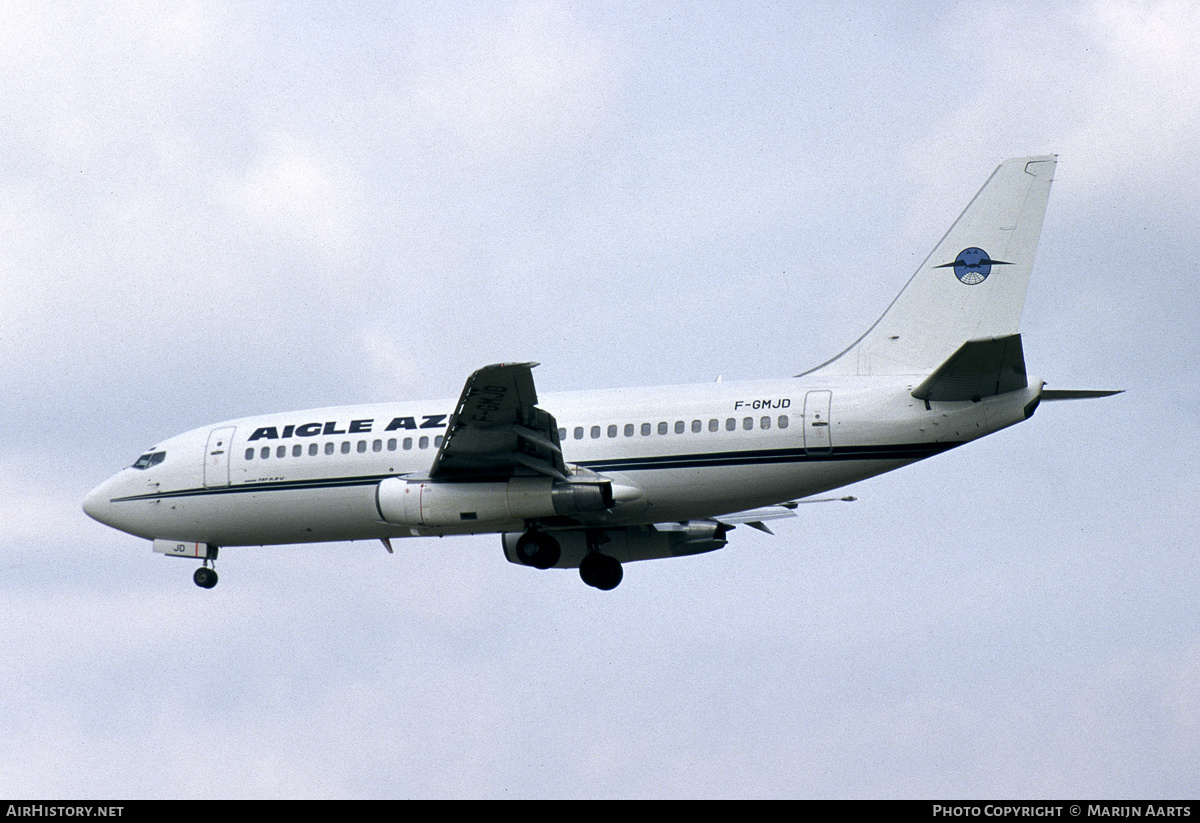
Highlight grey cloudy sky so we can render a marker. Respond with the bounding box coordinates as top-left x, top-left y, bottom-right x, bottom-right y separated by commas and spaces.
2, 0, 1197, 798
